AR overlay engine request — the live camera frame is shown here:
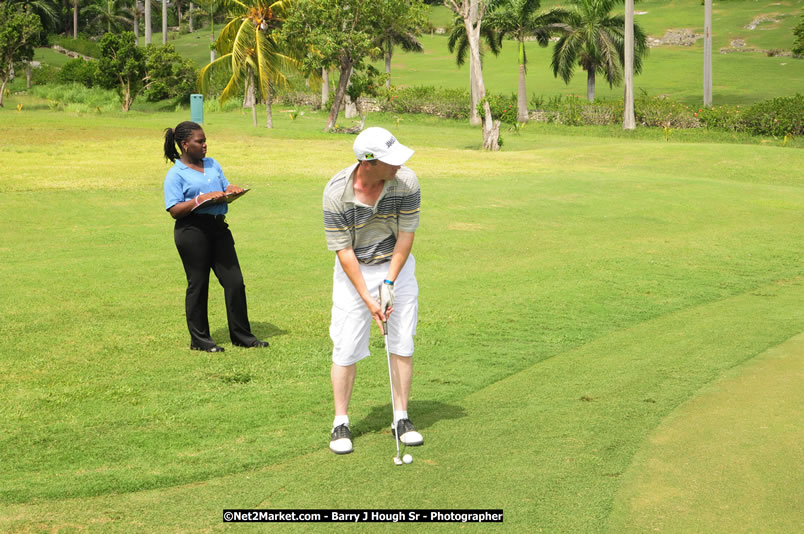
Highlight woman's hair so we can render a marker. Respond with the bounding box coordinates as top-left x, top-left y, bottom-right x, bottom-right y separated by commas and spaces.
163, 121, 202, 162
